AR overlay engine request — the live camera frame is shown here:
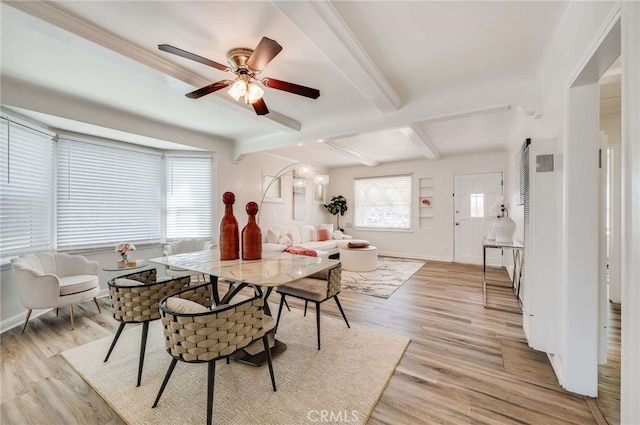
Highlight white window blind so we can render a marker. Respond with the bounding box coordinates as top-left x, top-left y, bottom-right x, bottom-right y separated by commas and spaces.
56, 137, 162, 250
0, 117, 55, 261
166, 154, 212, 239
354, 175, 412, 230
